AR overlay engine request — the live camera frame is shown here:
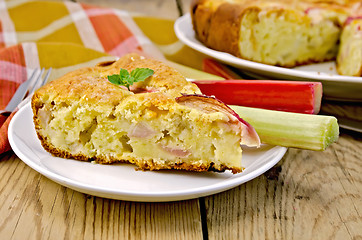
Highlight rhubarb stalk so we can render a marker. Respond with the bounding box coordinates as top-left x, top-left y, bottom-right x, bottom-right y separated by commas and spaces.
202, 58, 242, 79
231, 105, 339, 151
193, 80, 323, 114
